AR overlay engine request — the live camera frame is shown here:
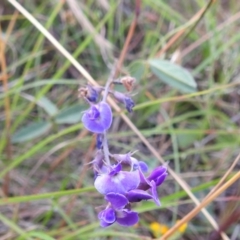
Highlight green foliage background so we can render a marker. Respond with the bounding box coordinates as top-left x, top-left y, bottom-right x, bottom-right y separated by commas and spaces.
0, 0, 240, 239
